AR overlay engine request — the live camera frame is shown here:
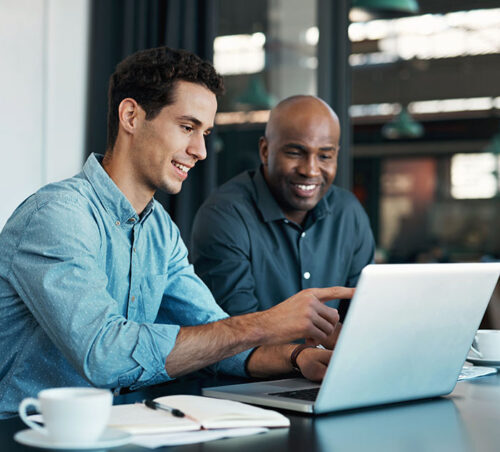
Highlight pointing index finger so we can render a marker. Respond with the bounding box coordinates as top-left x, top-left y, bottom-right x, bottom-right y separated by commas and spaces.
310, 286, 355, 302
